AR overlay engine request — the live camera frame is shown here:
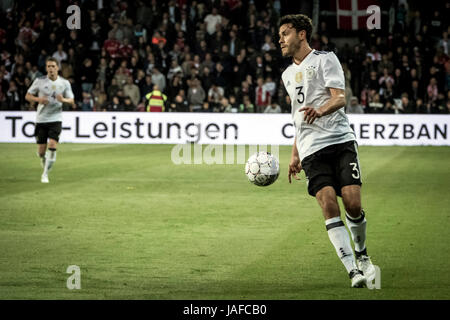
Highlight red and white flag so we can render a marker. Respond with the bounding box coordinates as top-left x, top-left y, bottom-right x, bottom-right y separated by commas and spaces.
336, 0, 377, 30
